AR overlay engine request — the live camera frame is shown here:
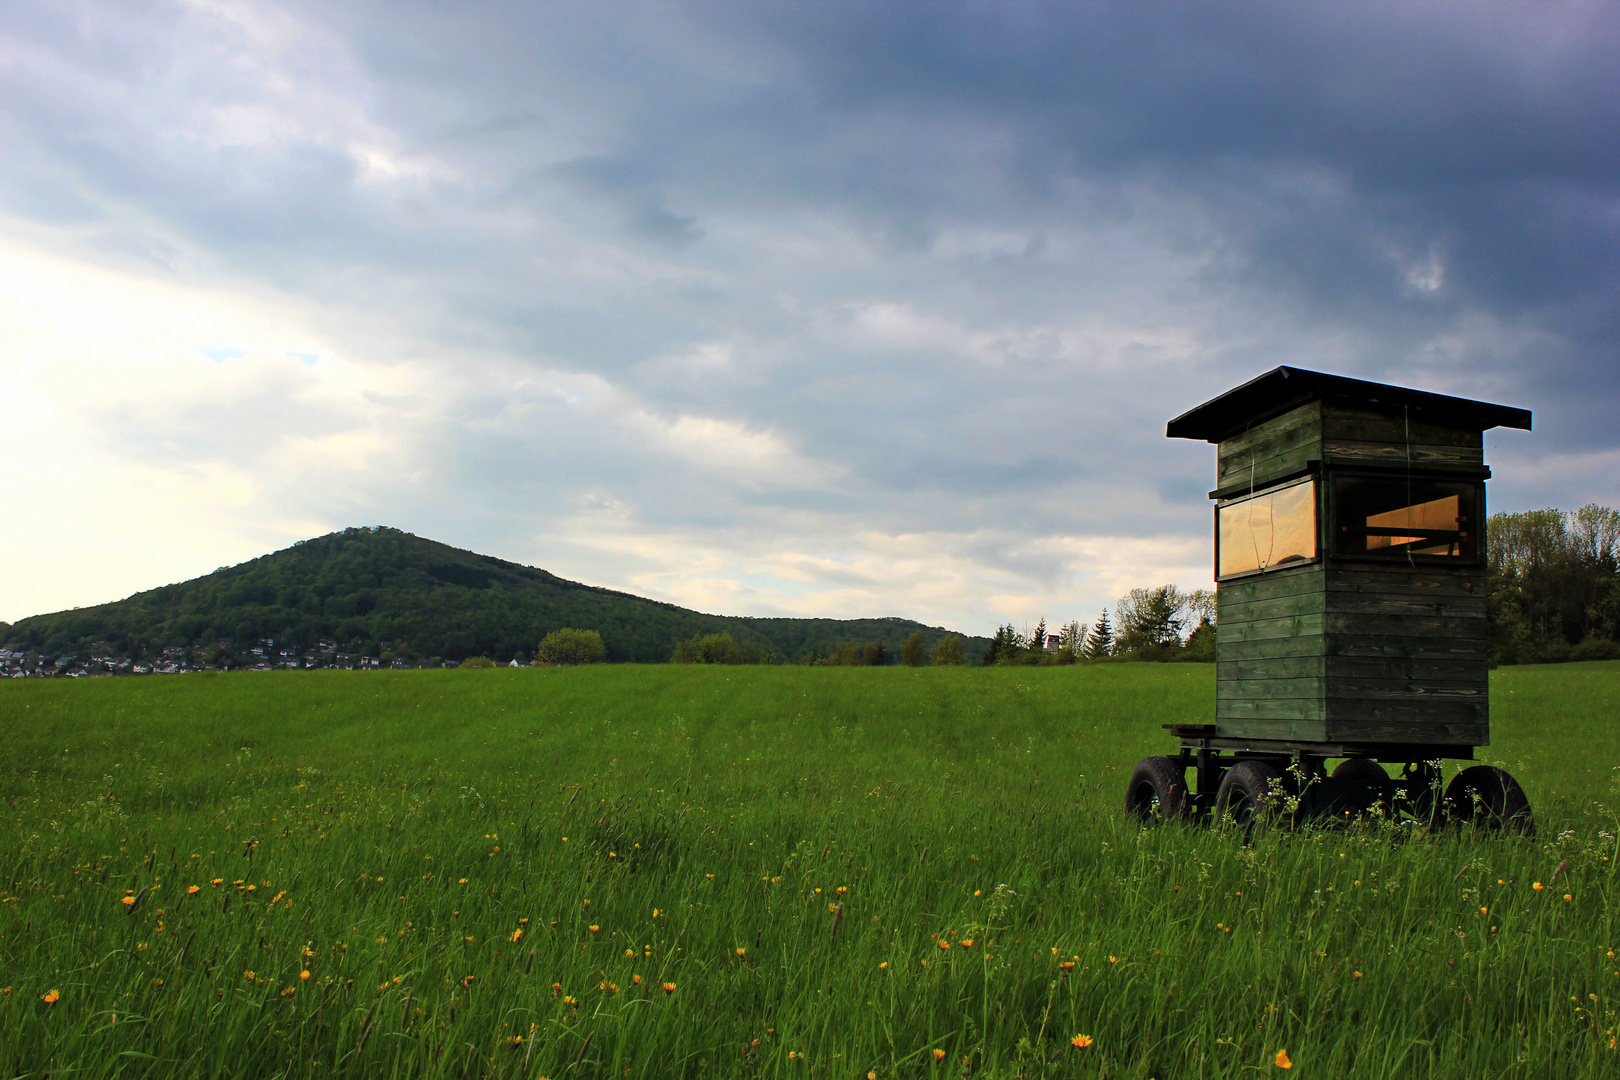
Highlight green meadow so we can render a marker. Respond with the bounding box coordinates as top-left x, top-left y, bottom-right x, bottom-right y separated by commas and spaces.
2, 662, 1618, 1079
